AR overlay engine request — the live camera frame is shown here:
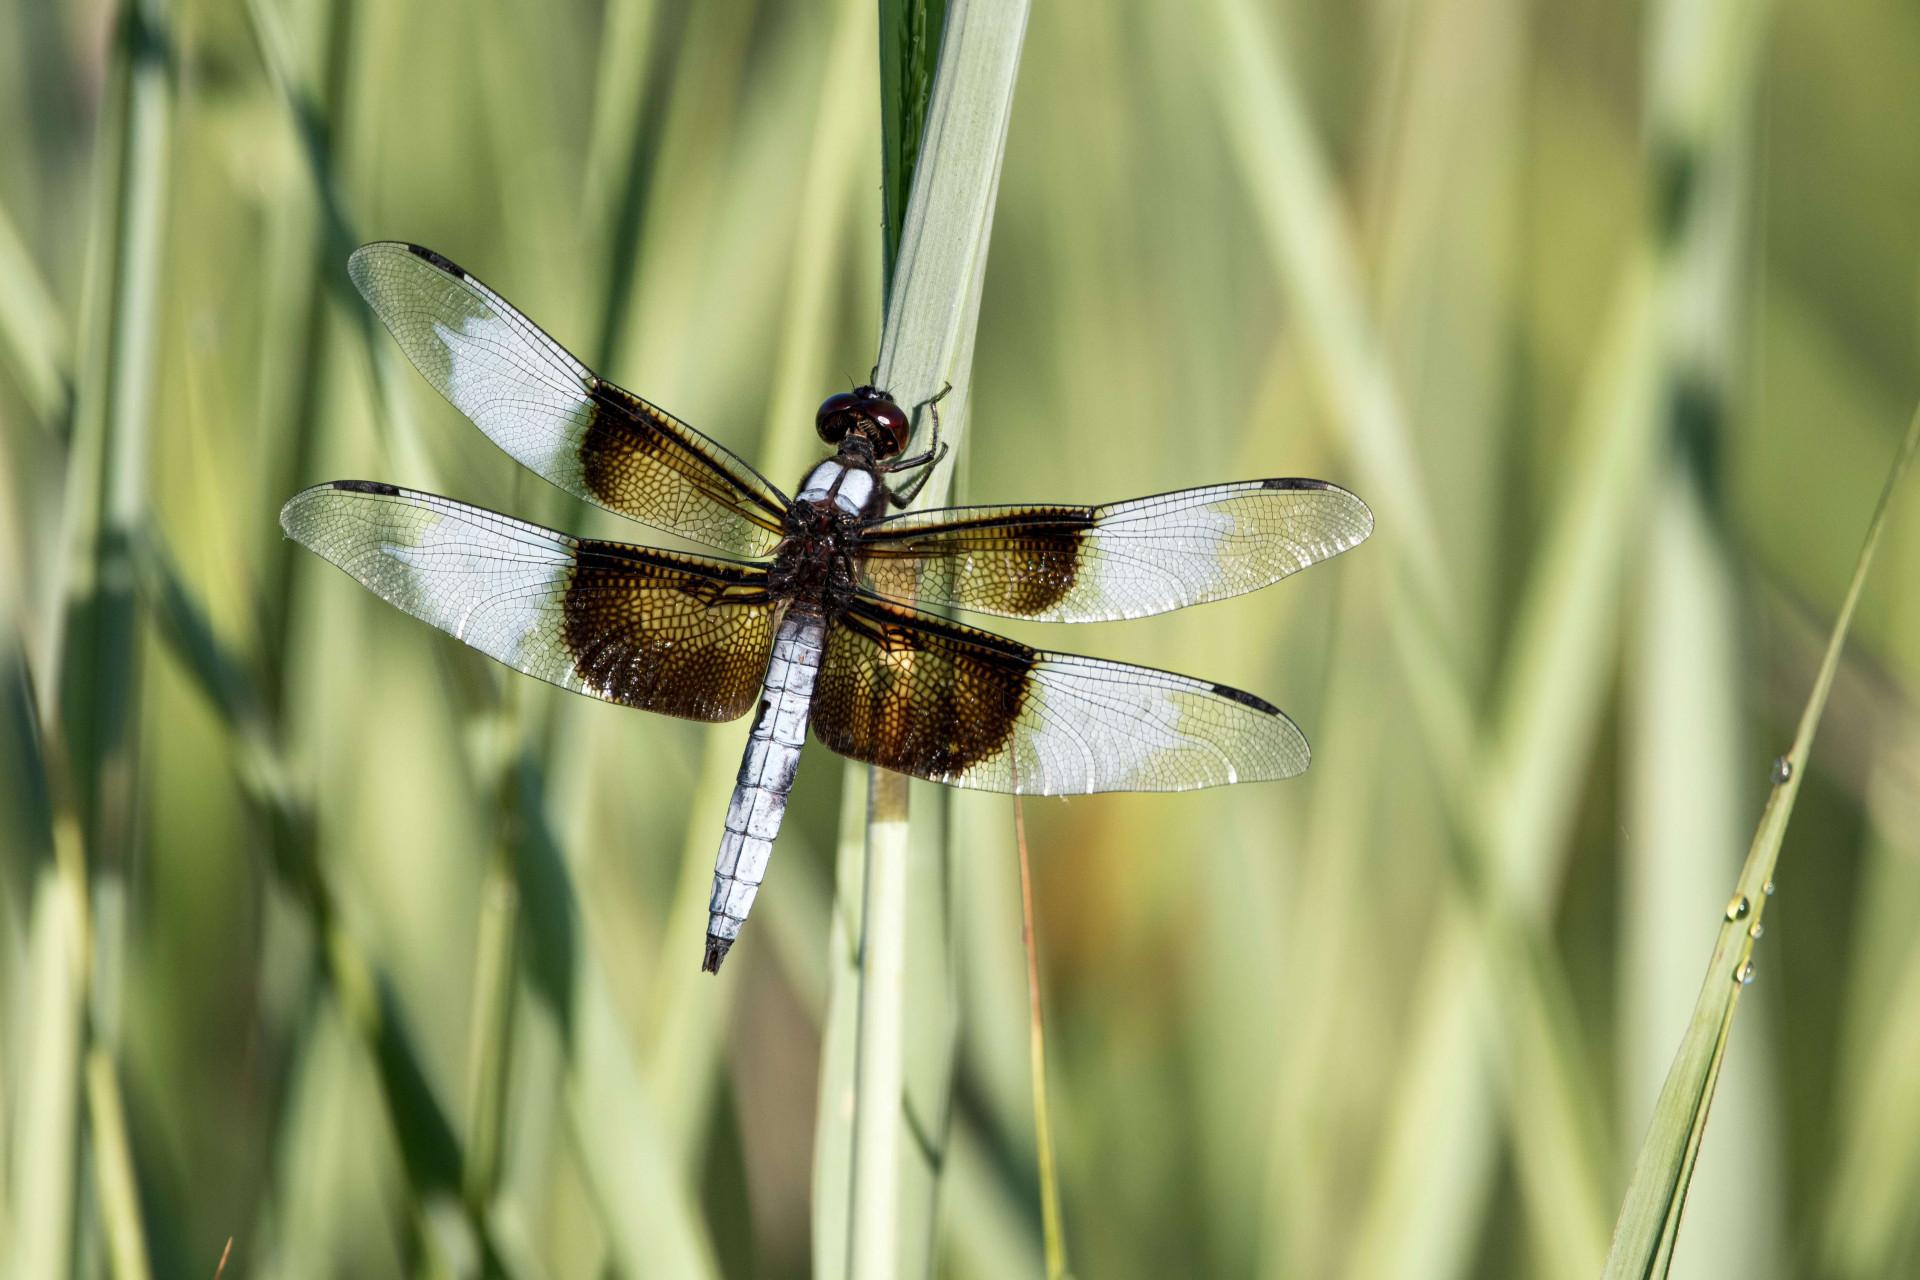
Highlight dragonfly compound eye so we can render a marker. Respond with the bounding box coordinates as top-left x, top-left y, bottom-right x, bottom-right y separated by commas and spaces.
815, 392, 860, 444
816, 389, 911, 457
862, 396, 912, 458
